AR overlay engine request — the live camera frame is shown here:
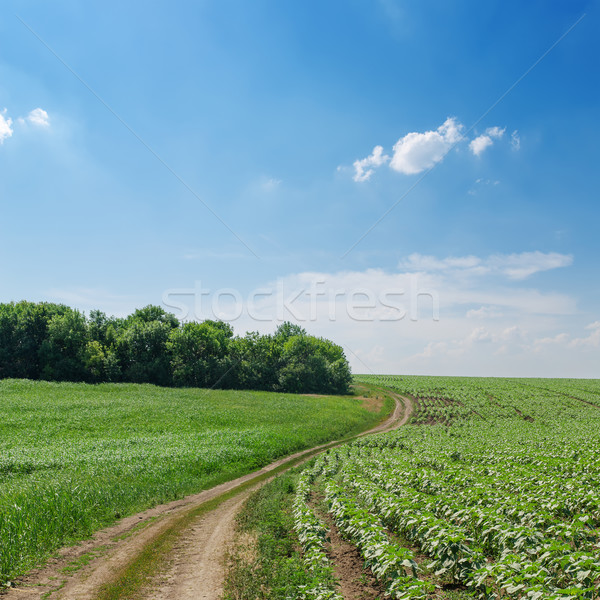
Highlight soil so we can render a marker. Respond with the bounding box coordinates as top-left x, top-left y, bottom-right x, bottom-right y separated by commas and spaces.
148, 491, 253, 600
324, 513, 386, 599
309, 496, 385, 600
1, 391, 412, 600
